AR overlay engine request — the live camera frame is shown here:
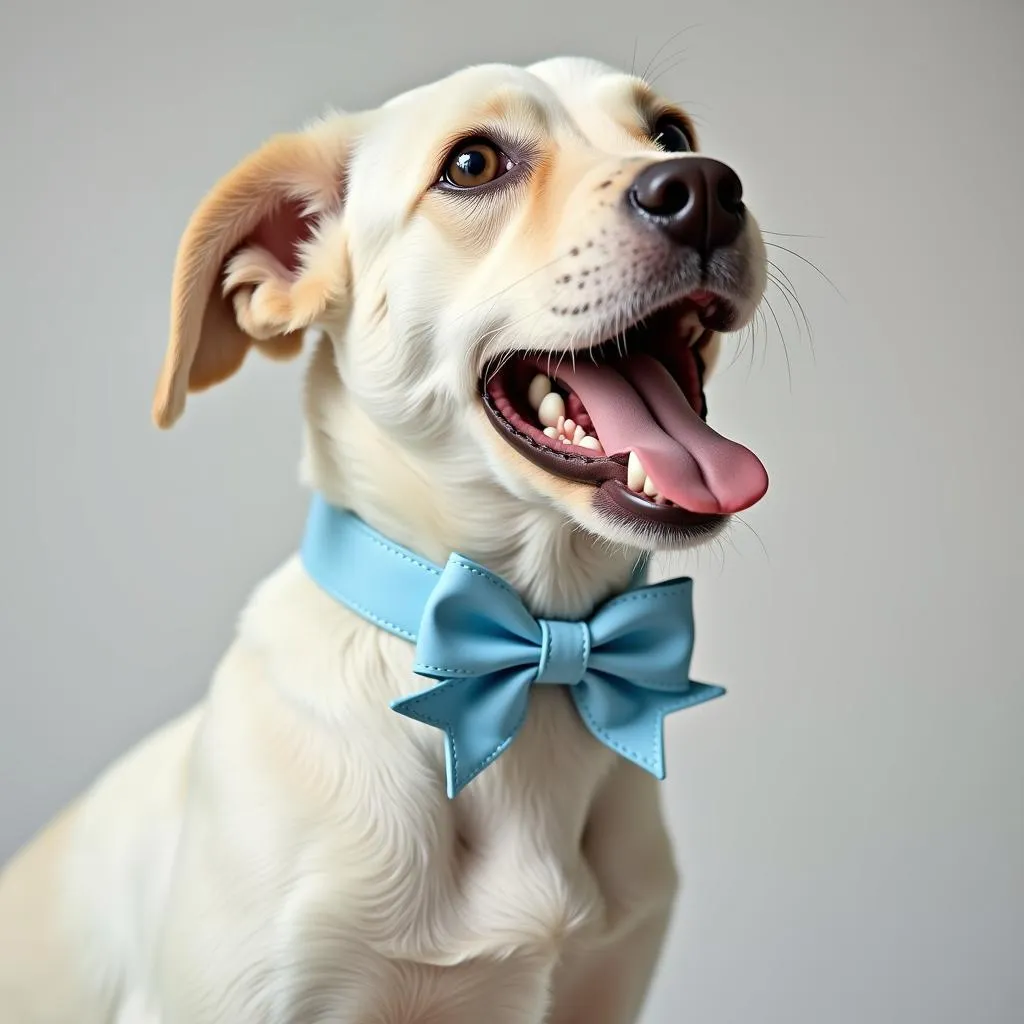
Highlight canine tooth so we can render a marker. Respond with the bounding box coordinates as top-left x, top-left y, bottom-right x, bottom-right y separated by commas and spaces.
572, 425, 586, 445
579, 435, 603, 453
543, 427, 559, 438
643, 475, 658, 497
627, 451, 646, 492
527, 374, 552, 410
538, 392, 565, 428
